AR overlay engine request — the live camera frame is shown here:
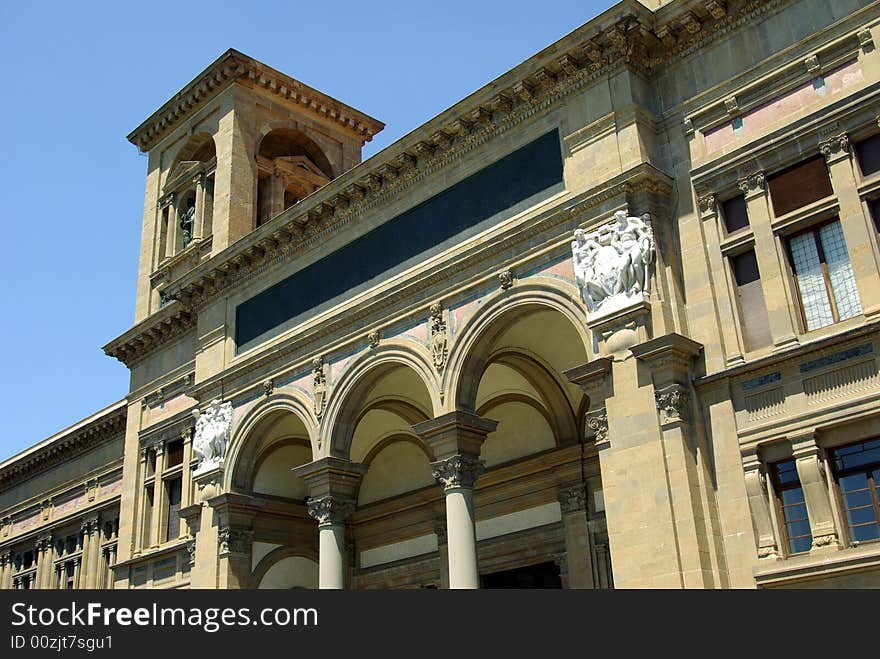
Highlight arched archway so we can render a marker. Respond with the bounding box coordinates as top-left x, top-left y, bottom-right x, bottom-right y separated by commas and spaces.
255, 127, 334, 226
